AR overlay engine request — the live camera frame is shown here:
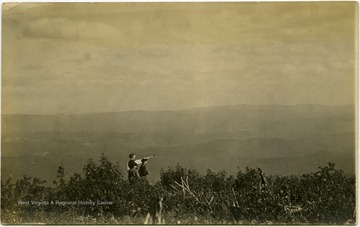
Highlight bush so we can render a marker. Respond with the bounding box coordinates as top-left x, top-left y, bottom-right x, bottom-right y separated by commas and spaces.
1, 156, 356, 224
